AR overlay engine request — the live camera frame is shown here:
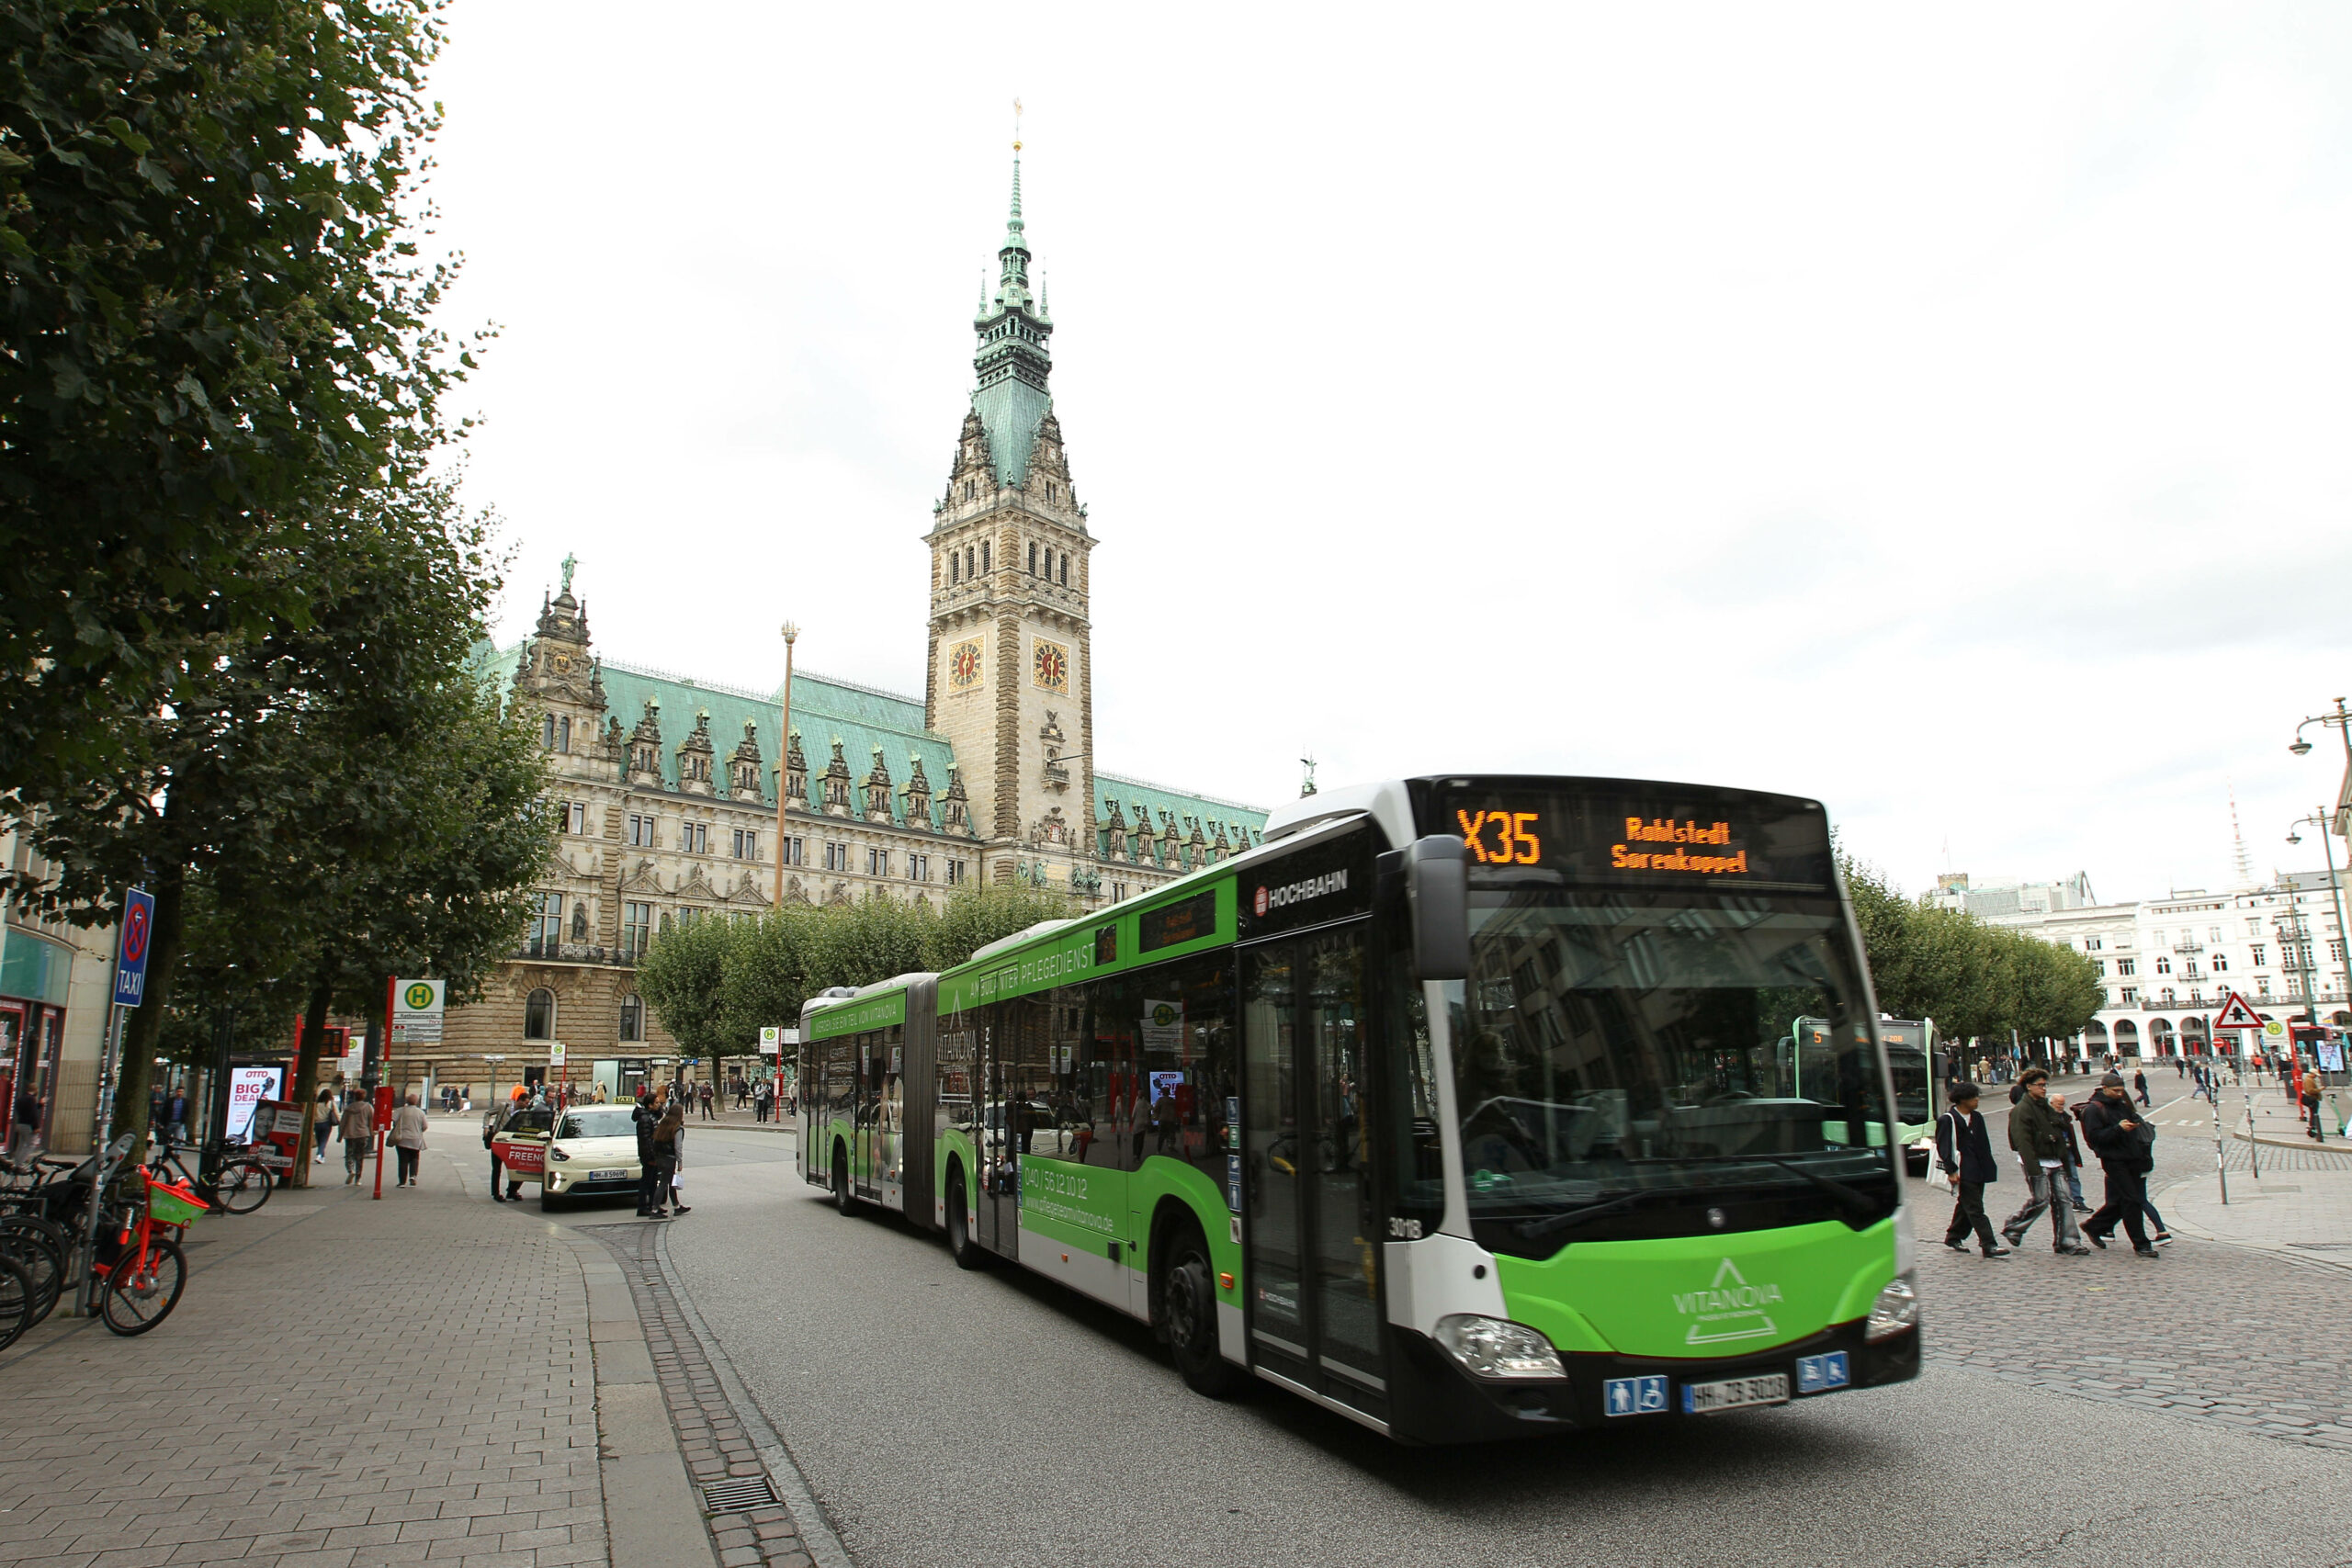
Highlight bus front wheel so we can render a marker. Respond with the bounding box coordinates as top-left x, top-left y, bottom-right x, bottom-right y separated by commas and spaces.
1162, 1222, 1241, 1399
